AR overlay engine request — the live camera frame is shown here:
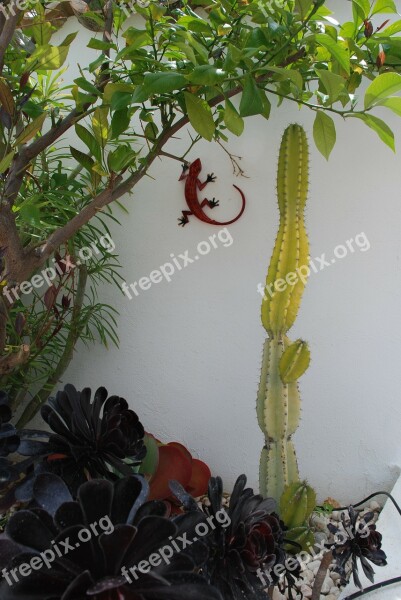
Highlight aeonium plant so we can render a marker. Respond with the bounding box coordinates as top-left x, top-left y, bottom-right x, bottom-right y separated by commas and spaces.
0, 384, 211, 511
0, 384, 389, 600
0, 473, 222, 600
